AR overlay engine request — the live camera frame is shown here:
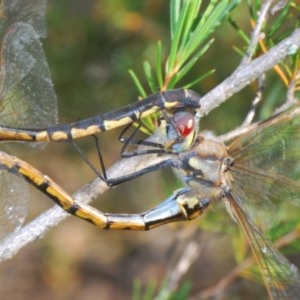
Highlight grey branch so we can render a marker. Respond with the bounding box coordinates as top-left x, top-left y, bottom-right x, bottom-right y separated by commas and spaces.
0, 27, 299, 263
197, 27, 300, 117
